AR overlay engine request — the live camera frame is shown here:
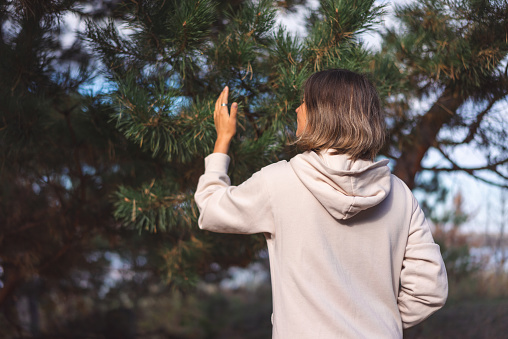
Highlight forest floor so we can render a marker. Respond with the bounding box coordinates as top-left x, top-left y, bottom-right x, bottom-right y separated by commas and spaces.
136, 272, 508, 339
4, 272, 508, 338
404, 297, 508, 339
